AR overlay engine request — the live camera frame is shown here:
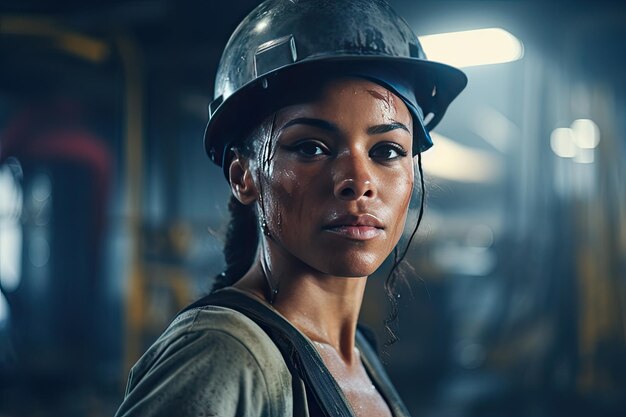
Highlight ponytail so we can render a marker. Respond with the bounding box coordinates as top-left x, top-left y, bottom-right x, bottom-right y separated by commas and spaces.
211, 195, 259, 291
212, 115, 274, 291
